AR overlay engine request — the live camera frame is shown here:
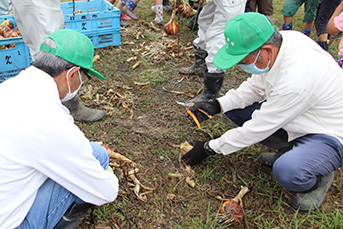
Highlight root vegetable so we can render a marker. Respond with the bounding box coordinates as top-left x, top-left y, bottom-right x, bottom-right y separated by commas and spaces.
180, 141, 193, 156
0, 19, 13, 29
182, 5, 191, 17
164, 9, 178, 35
218, 186, 249, 225
0, 25, 10, 36
101, 143, 136, 166
96, 142, 156, 201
